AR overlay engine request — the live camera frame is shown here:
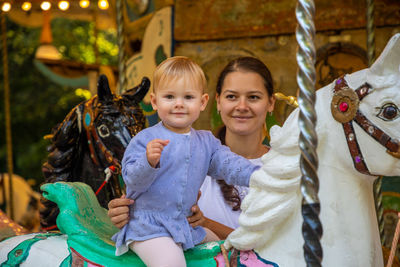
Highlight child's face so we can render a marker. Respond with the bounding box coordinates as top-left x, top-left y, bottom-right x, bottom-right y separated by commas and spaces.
150, 77, 209, 133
